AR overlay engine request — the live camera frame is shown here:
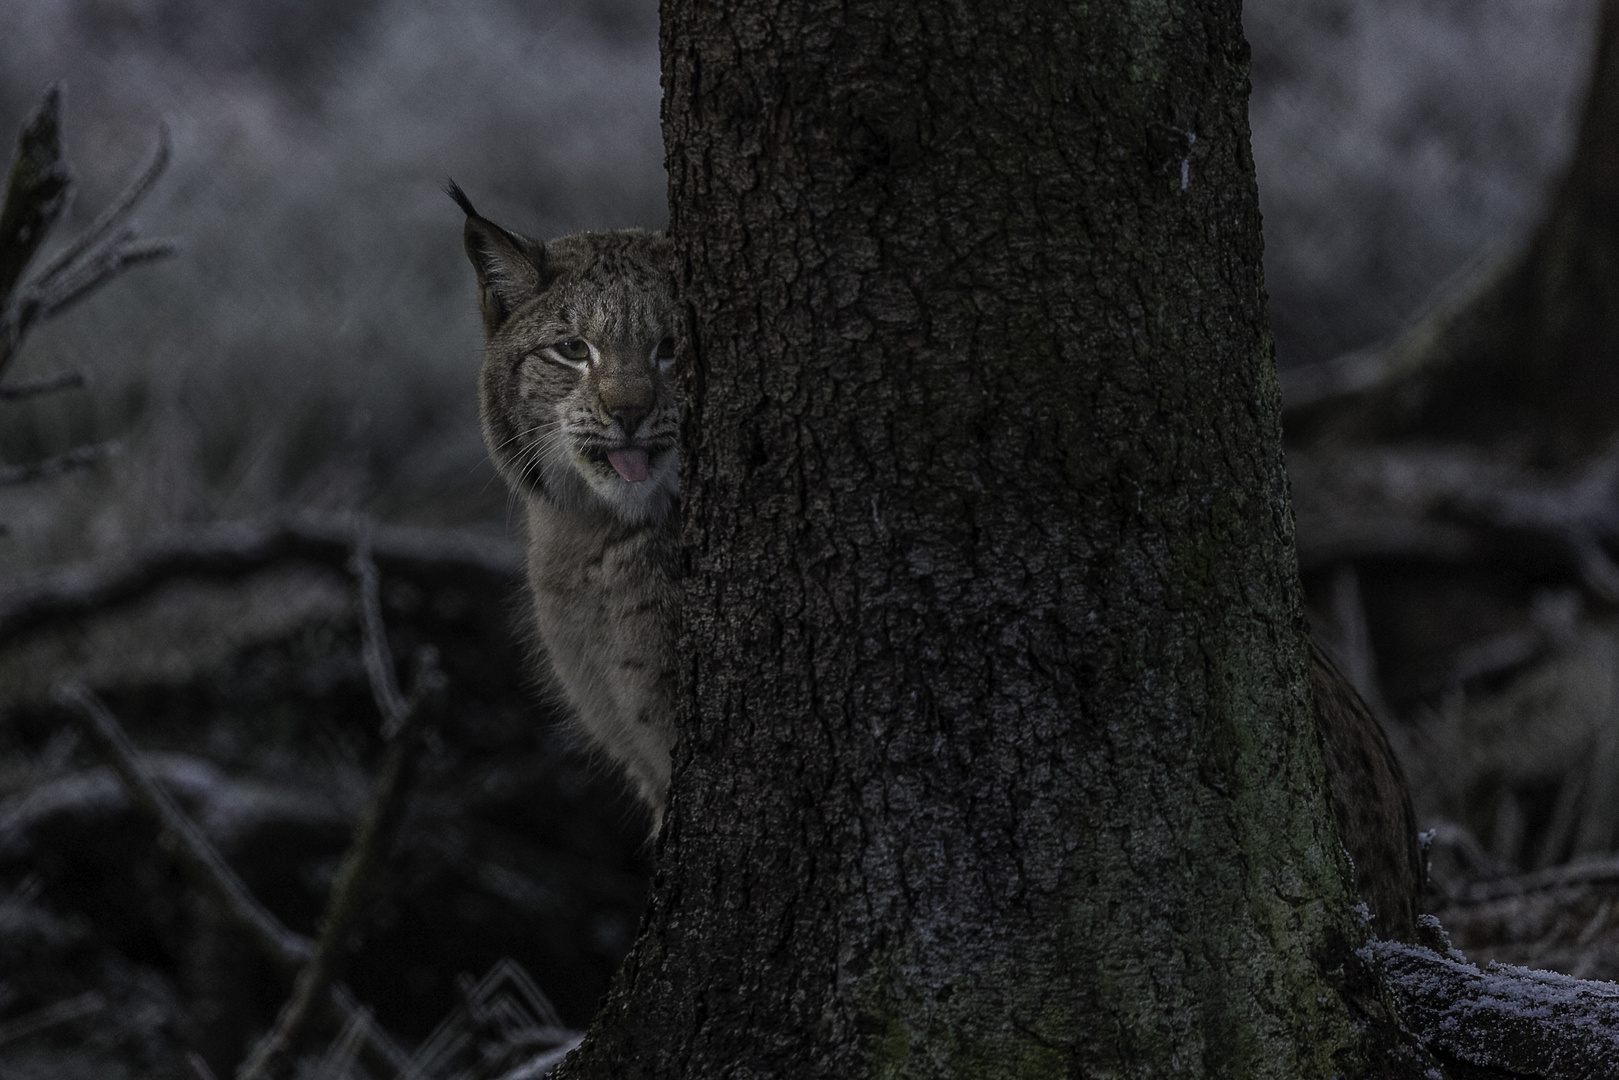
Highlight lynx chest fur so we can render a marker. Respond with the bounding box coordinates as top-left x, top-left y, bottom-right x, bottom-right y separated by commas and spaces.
523, 498, 677, 813
451, 184, 678, 824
